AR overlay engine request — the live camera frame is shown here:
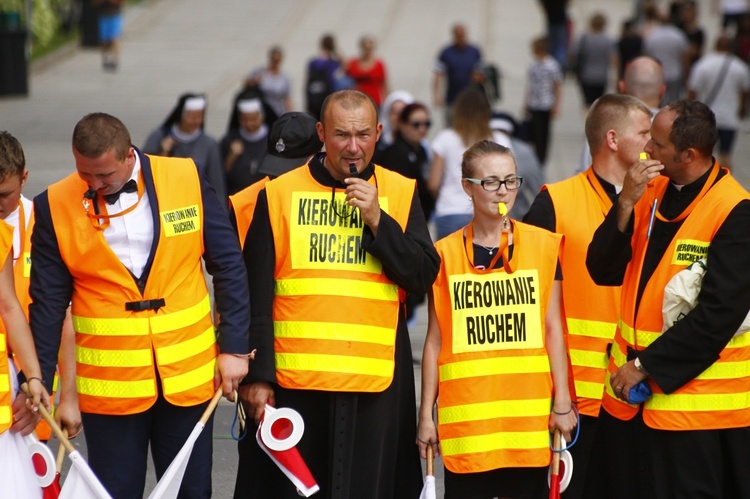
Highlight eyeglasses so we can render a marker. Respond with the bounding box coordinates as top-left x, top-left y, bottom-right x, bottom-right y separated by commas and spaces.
464, 176, 523, 191
409, 120, 432, 129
